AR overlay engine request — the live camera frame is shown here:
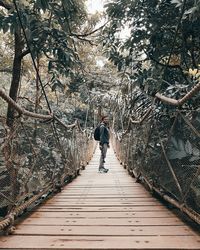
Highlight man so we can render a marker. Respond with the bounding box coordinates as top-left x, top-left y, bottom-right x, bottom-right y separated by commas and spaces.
99, 116, 110, 173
